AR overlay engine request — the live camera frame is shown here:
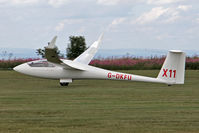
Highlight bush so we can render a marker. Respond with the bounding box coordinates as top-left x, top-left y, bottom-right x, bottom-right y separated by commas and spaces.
0, 56, 199, 70
0, 58, 38, 70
